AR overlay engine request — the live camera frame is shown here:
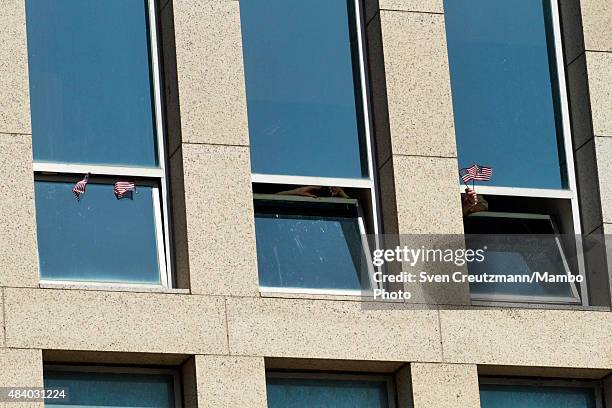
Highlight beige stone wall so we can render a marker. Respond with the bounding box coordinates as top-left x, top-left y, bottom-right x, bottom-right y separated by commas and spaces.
0, 0, 610, 407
